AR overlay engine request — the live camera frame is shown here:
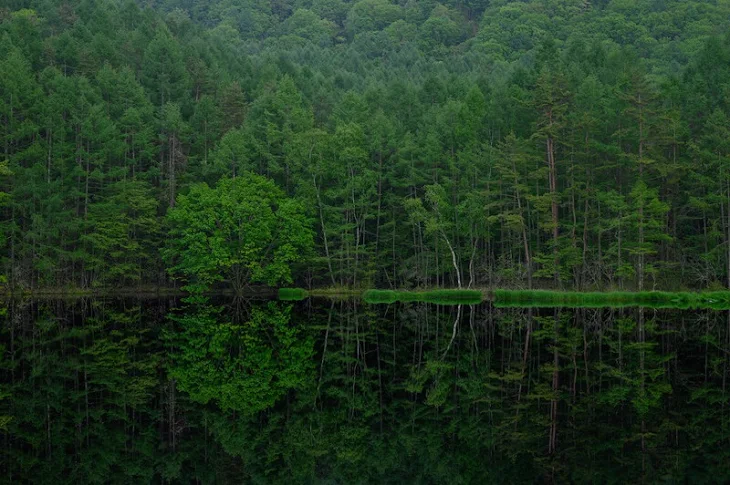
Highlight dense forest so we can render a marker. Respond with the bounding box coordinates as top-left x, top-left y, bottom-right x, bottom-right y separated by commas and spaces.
3, 0, 730, 291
